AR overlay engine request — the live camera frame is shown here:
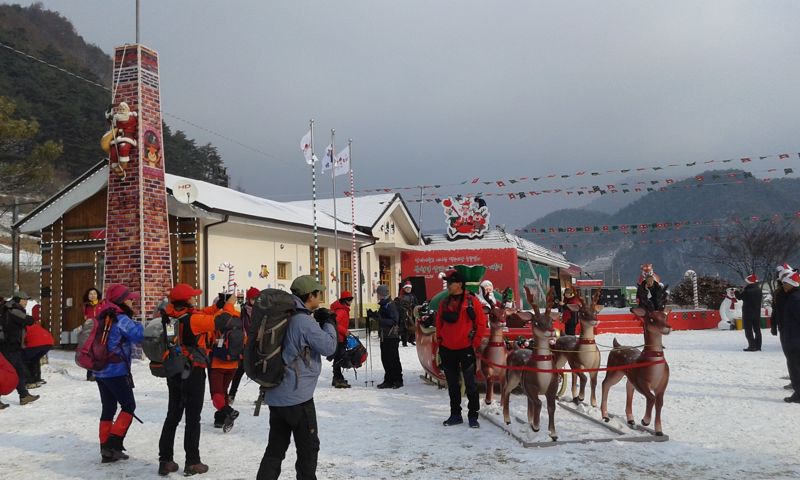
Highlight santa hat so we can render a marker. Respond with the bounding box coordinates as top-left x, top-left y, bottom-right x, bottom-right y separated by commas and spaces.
777, 263, 793, 275
784, 271, 800, 288
745, 274, 758, 284
402, 281, 412, 290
